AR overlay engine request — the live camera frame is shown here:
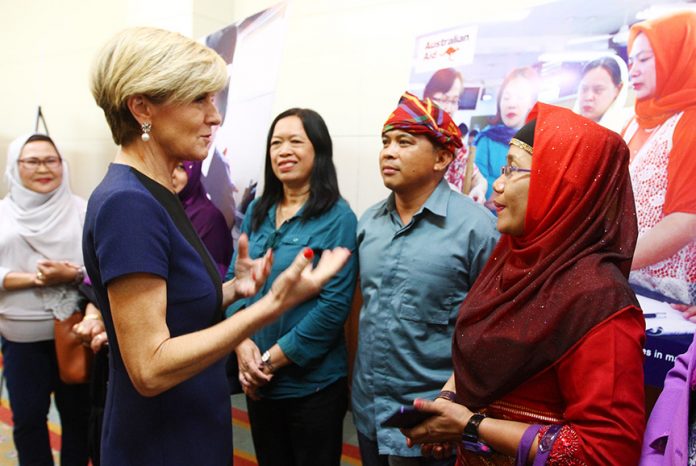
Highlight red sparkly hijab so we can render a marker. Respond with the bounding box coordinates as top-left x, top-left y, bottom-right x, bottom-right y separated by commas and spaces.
382, 91, 463, 154
453, 103, 641, 408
